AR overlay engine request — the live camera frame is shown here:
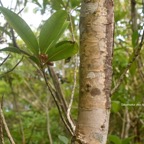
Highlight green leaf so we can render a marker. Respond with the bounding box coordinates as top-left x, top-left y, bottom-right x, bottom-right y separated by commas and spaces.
111, 101, 121, 113
0, 47, 30, 56
122, 138, 132, 144
46, 21, 69, 53
39, 10, 68, 53
51, 0, 62, 10
29, 56, 40, 65
58, 135, 69, 144
0, 7, 39, 55
115, 11, 127, 22
0, 47, 22, 54
47, 41, 78, 61
108, 135, 122, 144
70, 0, 81, 8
